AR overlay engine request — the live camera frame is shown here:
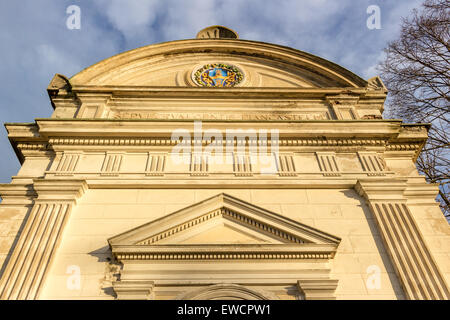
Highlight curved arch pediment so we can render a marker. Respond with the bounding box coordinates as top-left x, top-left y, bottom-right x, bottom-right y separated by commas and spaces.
70, 39, 367, 88
175, 284, 279, 300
